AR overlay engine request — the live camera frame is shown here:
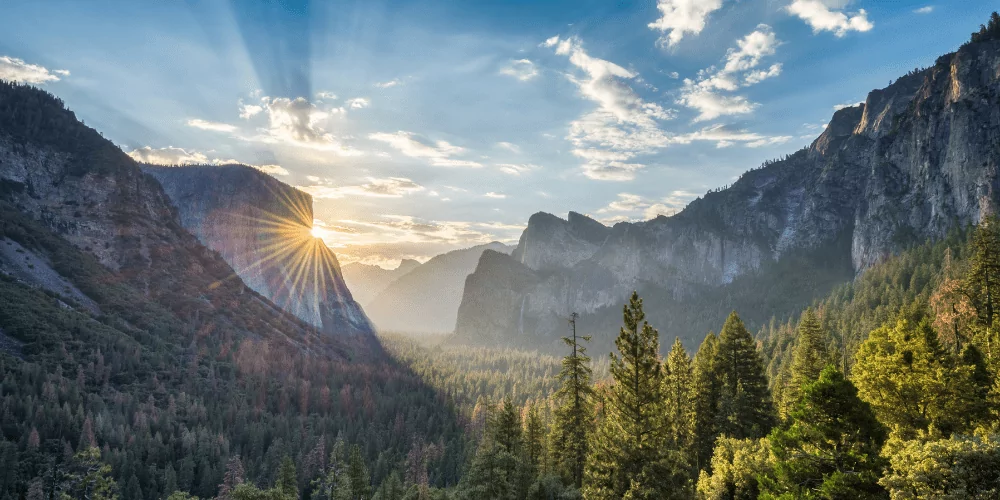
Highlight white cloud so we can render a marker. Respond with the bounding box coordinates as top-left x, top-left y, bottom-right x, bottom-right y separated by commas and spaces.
743, 63, 783, 85
238, 102, 263, 119
299, 177, 424, 199
786, 0, 873, 37
186, 118, 237, 133
913, 6, 933, 14
246, 97, 361, 155
648, 0, 723, 48
316, 91, 338, 100
499, 59, 539, 81
127, 147, 283, 173
368, 131, 482, 168
677, 25, 780, 120
254, 164, 290, 176
484, 192, 506, 199
677, 85, 758, 121
497, 163, 539, 175
346, 97, 370, 109
496, 141, 521, 153
374, 79, 401, 88
127, 146, 210, 165
833, 100, 864, 110
544, 36, 675, 181
0, 56, 68, 84
672, 124, 791, 148
597, 191, 697, 221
